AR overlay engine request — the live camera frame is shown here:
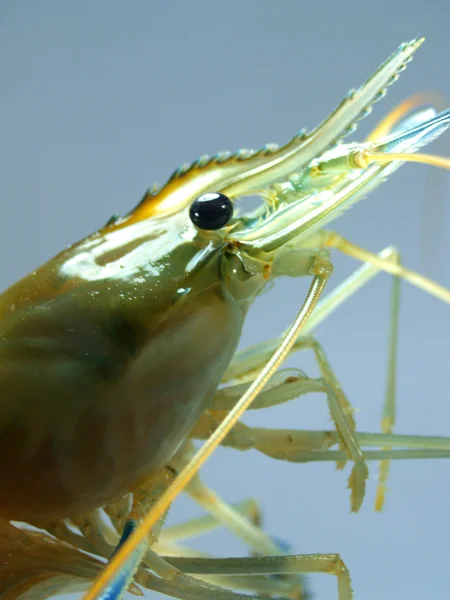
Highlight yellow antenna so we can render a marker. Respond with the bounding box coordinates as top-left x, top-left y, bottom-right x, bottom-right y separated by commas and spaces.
366, 92, 444, 141
365, 151, 450, 170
